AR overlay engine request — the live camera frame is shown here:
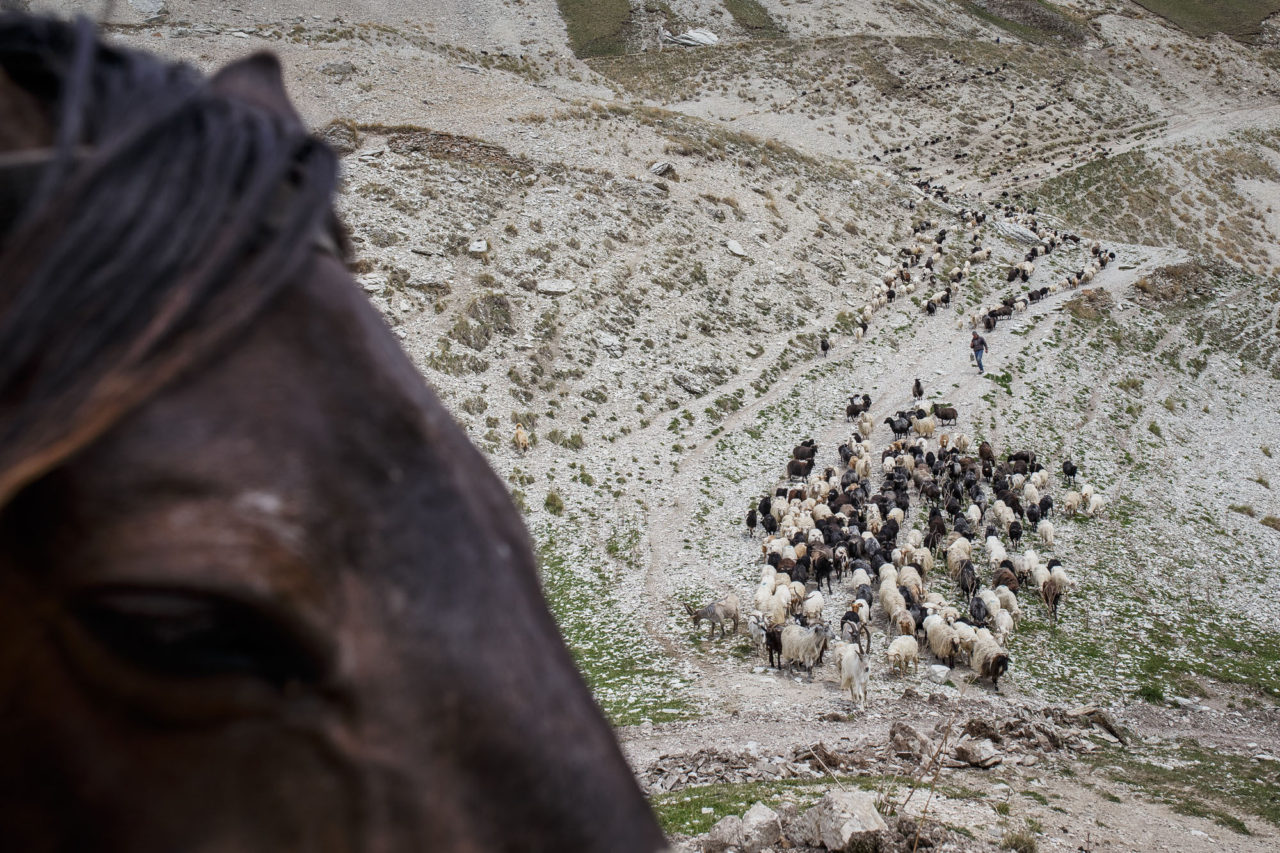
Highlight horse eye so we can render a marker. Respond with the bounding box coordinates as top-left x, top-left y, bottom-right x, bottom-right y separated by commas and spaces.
71, 588, 327, 688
